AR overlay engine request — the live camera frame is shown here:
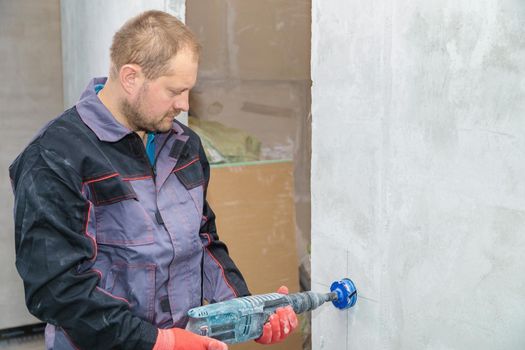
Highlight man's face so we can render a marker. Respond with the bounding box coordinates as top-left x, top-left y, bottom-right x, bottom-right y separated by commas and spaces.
121, 48, 198, 133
